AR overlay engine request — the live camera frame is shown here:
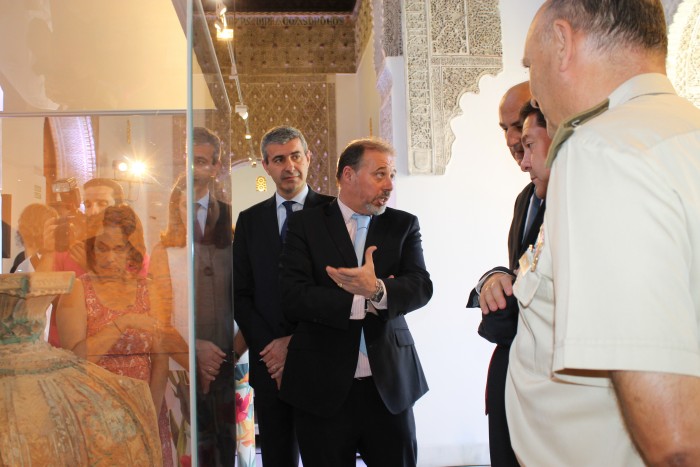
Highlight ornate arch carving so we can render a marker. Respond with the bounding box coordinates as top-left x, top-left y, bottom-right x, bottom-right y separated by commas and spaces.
402, 0, 503, 175
48, 116, 96, 187
667, 0, 700, 108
